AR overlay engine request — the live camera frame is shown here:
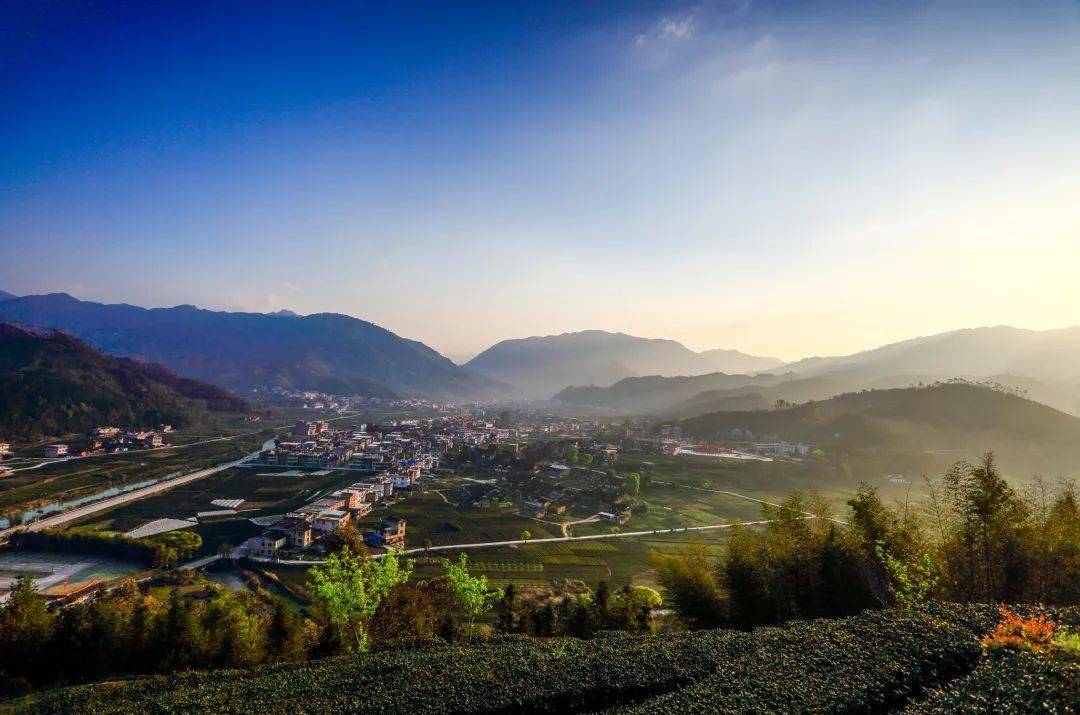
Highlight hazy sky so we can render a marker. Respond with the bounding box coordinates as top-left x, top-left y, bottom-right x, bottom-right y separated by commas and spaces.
3, 1, 1080, 362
